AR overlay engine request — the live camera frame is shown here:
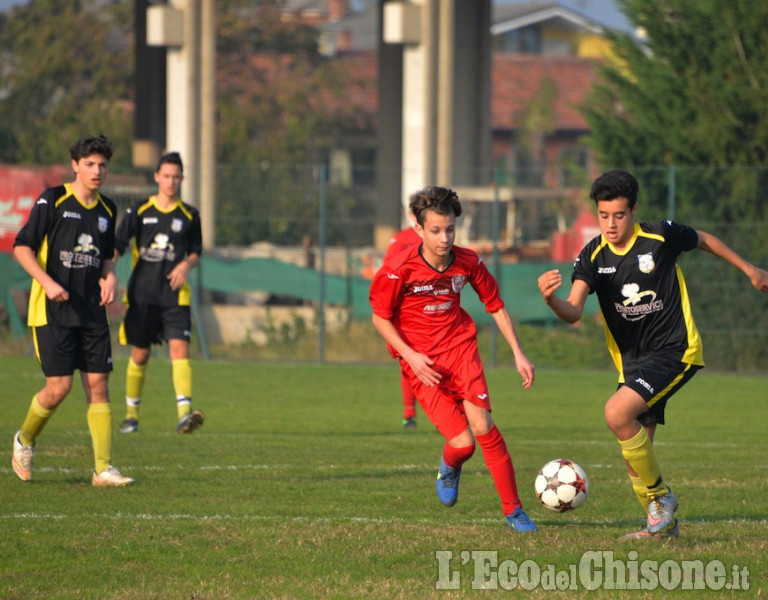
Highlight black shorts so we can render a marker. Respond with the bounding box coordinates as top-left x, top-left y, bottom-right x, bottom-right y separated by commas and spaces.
120, 303, 191, 348
621, 356, 701, 426
33, 323, 113, 377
